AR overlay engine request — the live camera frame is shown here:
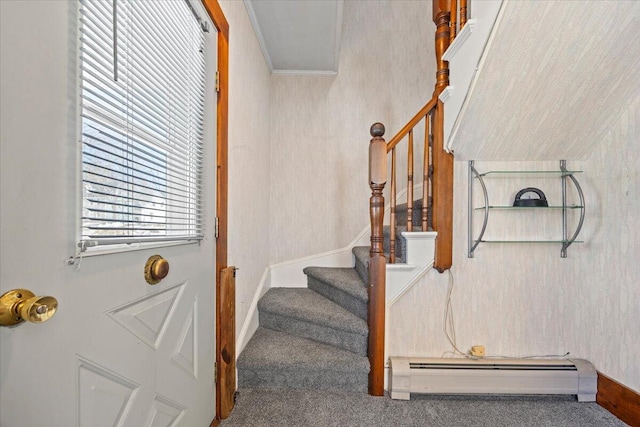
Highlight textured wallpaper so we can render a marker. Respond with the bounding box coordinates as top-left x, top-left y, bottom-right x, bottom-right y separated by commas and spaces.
219, 1, 272, 335
269, 0, 435, 264
452, 0, 640, 161
389, 94, 640, 391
